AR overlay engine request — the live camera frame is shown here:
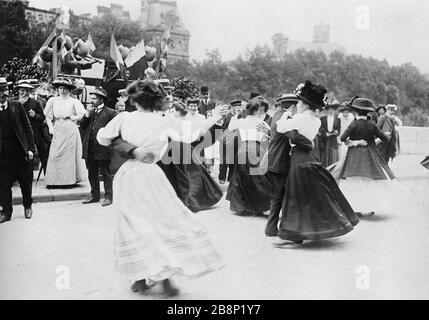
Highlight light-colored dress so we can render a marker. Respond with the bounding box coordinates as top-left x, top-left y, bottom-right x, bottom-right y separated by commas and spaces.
44, 96, 86, 186
97, 111, 224, 282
